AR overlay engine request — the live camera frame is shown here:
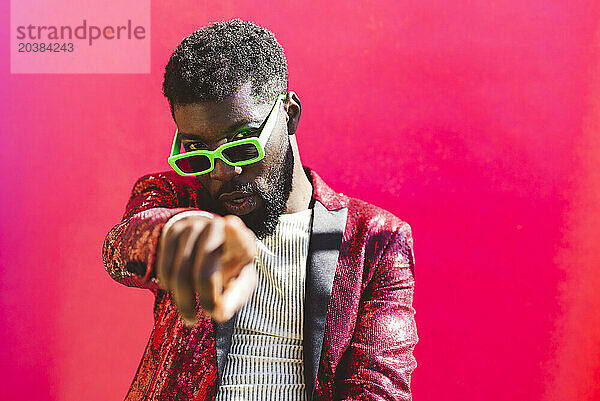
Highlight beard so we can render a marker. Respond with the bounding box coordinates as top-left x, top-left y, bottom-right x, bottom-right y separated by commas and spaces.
210, 140, 294, 239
